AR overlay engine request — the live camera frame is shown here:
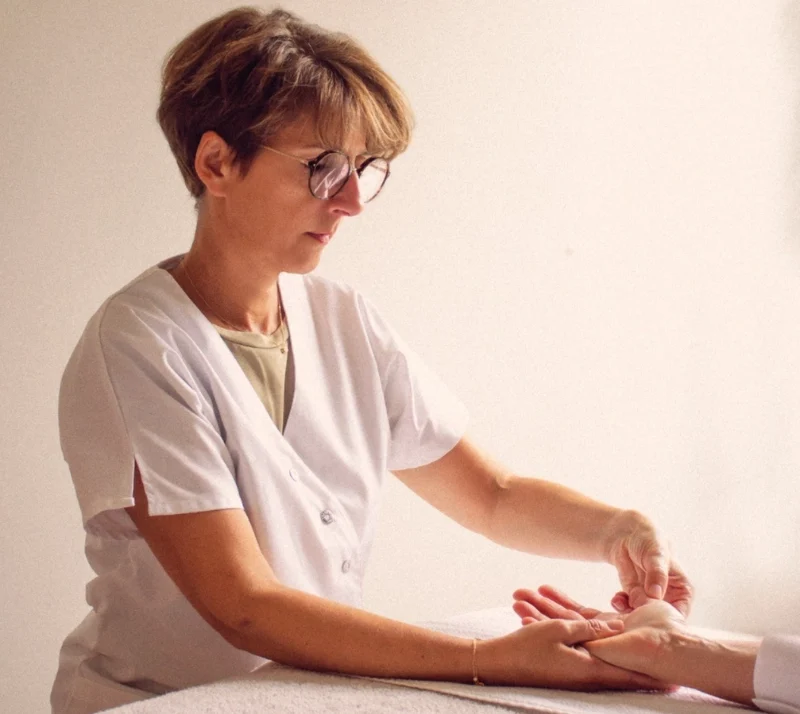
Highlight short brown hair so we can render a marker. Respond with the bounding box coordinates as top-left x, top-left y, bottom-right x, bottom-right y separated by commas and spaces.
156, 6, 414, 203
